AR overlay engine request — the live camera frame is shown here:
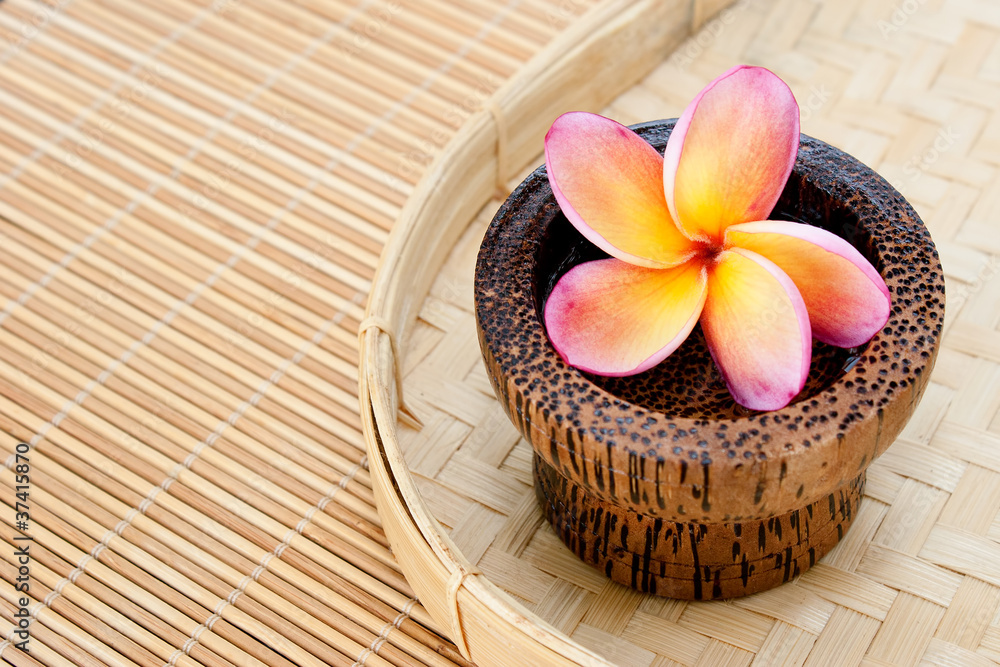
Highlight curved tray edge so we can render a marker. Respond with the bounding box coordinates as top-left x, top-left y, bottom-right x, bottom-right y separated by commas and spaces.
360, 1, 740, 664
